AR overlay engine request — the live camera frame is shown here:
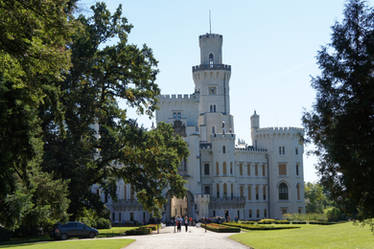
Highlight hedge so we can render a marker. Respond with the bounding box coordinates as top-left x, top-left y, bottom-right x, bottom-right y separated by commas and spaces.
201, 223, 240, 233
223, 222, 300, 230
125, 227, 152, 235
